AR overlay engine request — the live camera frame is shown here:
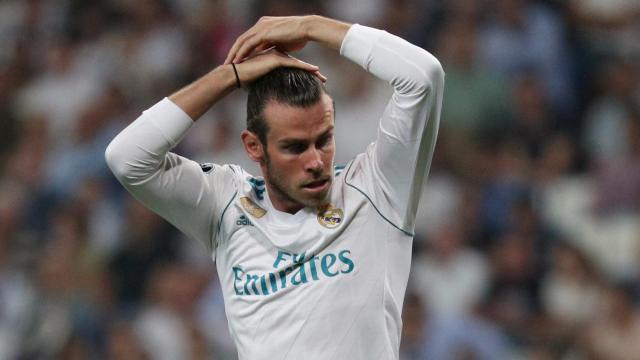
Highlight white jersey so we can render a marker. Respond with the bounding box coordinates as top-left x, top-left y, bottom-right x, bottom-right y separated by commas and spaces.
106, 24, 444, 360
